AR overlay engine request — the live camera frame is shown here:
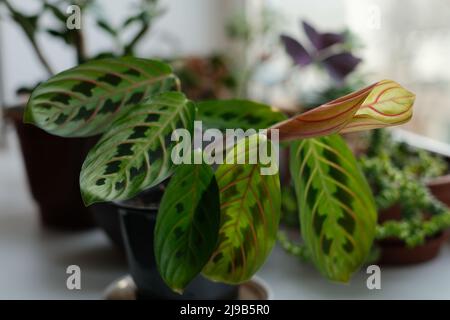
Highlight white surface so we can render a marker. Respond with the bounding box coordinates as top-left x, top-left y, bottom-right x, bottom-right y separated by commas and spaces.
0, 127, 127, 299
2, 127, 450, 299
260, 242, 450, 299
